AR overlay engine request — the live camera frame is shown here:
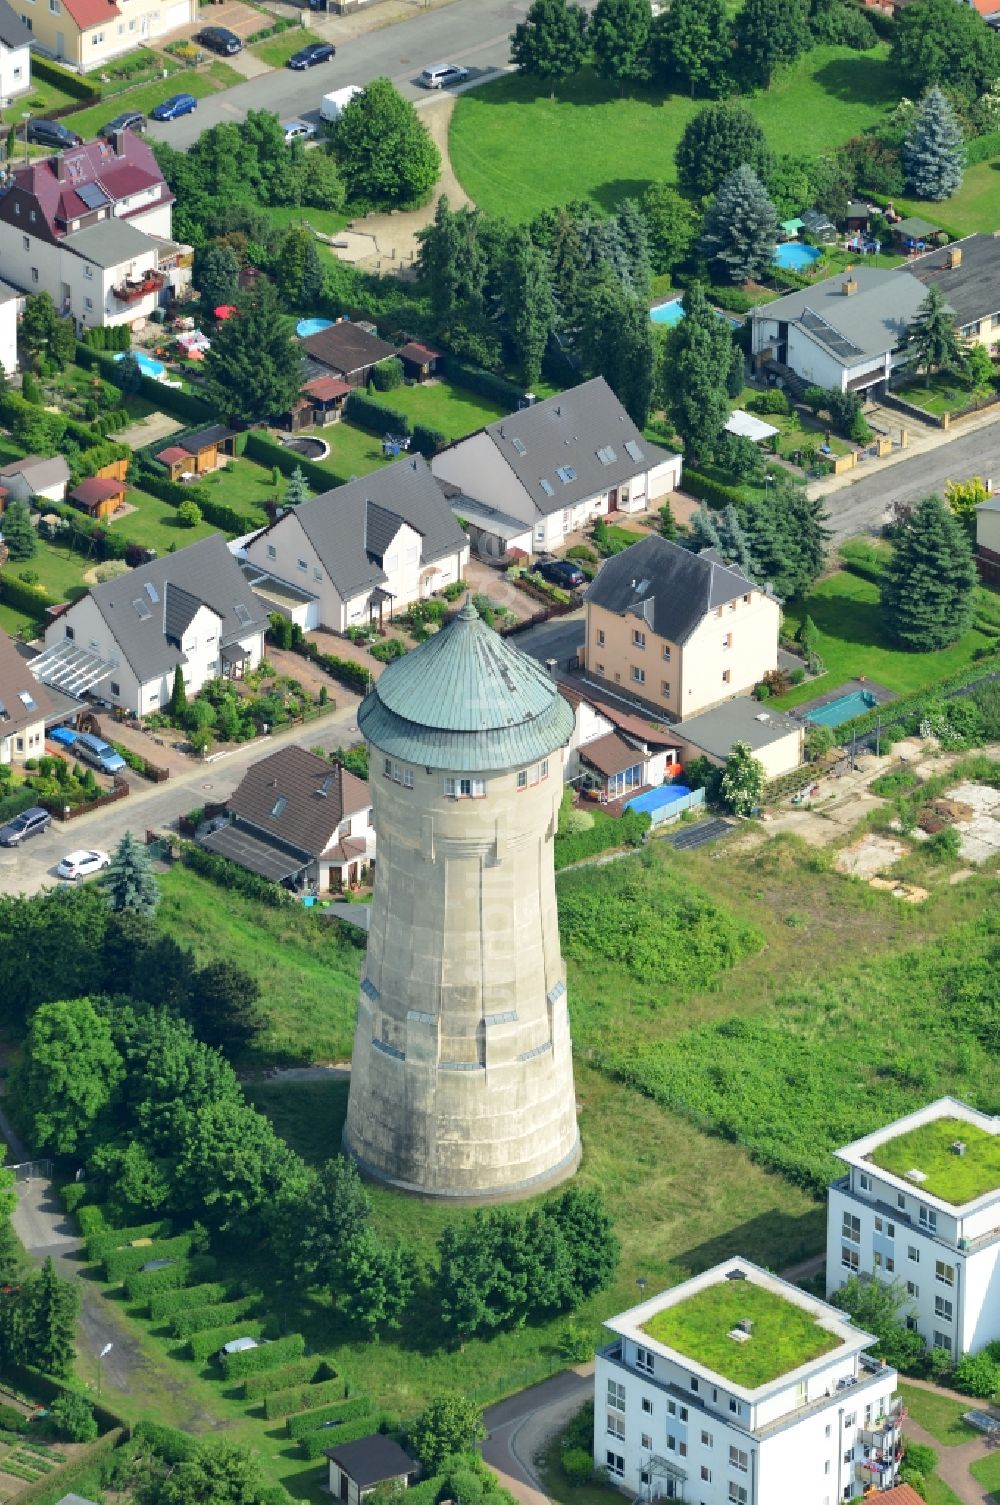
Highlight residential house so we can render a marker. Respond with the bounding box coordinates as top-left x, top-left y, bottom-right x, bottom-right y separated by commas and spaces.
673, 696, 804, 781
975, 495, 1000, 584
398, 340, 440, 380
34, 532, 268, 714
0, 626, 52, 762
0, 454, 70, 503
559, 681, 681, 799
324, 1436, 417, 1505
0, 134, 191, 328
595, 1256, 903, 1505
68, 474, 124, 520
201, 745, 374, 891
432, 378, 683, 553
905, 234, 1000, 348
154, 425, 238, 479
12, 0, 195, 72
581, 535, 781, 723
301, 320, 396, 387
242, 455, 469, 633
0, 0, 30, 107
827, 1097, 1000, 1359
0, 275, 16, 375
750, 266, 927, 396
